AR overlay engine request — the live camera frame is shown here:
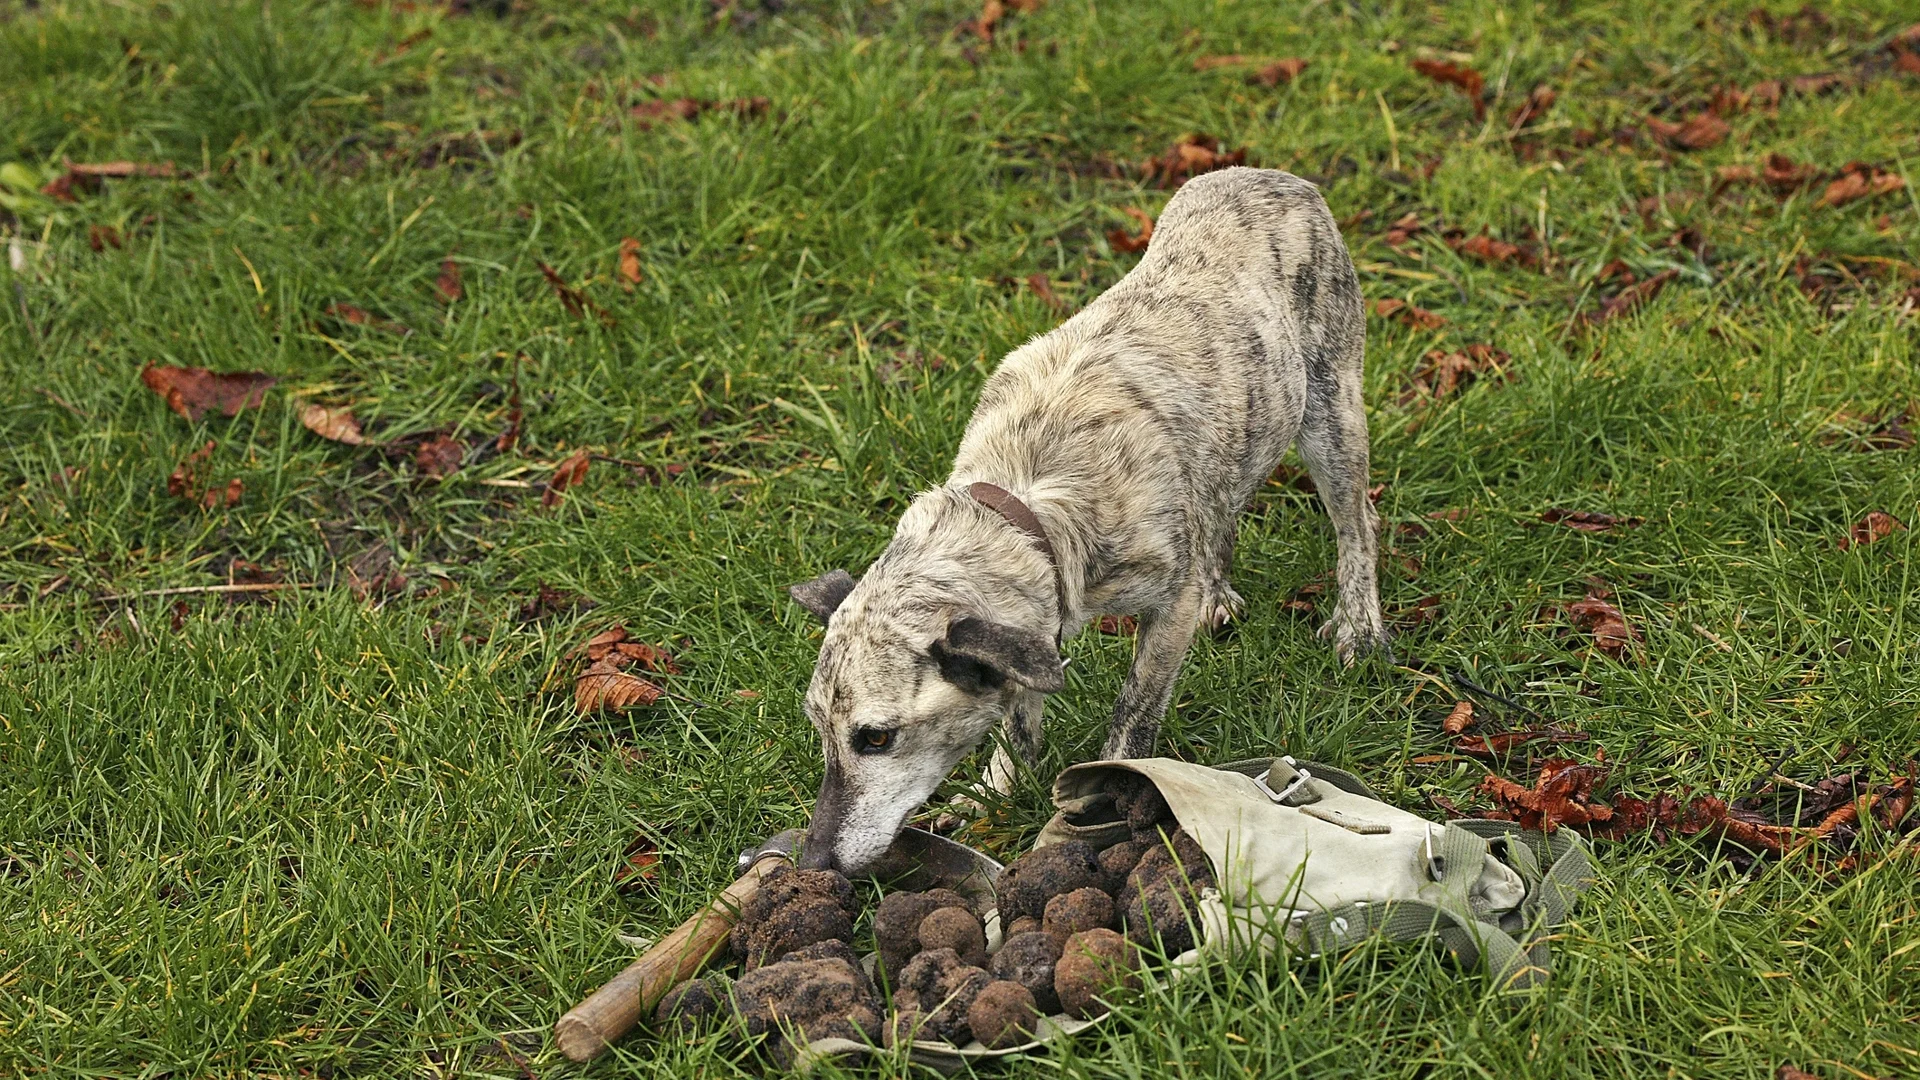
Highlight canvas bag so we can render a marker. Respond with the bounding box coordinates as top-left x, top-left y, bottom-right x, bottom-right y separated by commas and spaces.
1039, 756, 1594, 989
